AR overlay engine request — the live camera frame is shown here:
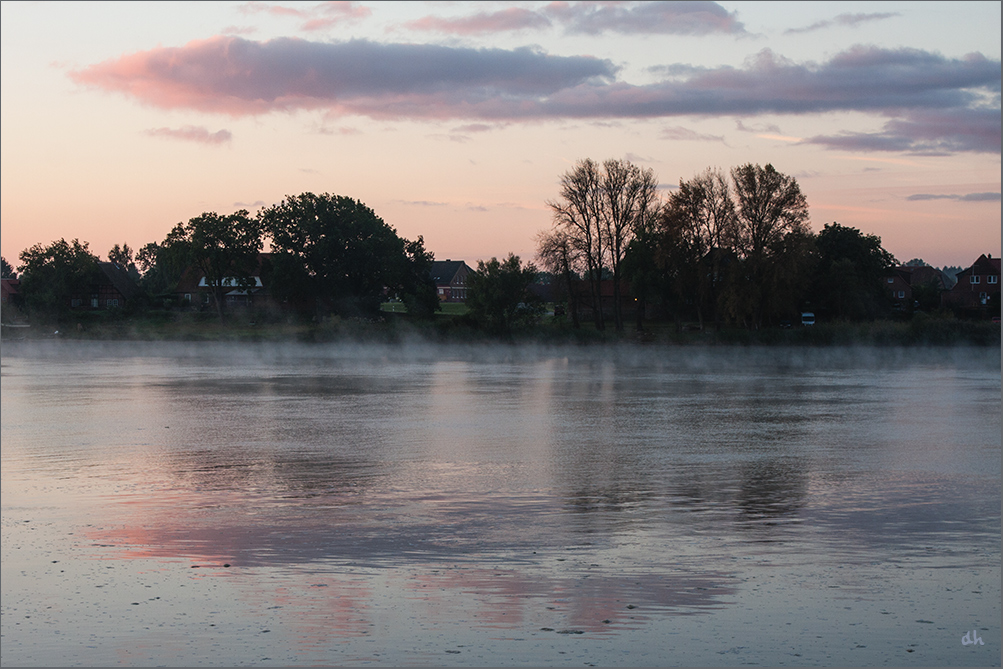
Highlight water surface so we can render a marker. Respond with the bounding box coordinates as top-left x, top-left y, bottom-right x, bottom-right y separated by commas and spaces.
2, 341, 999, 666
